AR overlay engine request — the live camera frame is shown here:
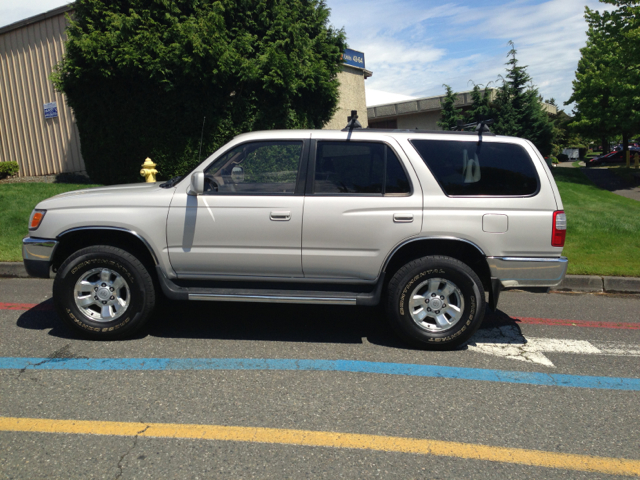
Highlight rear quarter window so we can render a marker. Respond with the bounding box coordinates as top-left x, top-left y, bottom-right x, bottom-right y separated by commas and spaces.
410, 140, 539, 196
